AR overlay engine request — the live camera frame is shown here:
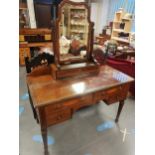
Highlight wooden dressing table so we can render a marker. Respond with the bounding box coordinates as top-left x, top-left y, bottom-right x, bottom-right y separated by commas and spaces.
27, 65, 134, 154
26, 1, 134, 154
